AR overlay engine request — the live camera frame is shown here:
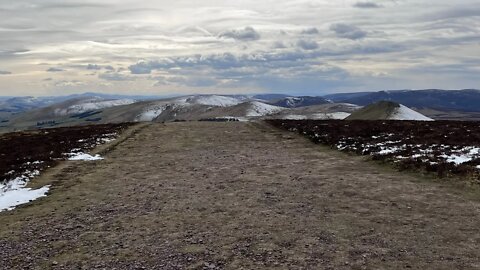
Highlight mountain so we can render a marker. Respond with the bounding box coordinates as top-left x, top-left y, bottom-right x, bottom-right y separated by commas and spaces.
323, 92, 372, 102
252, 94, 289, 102
269, 96, 331, 108
0, 96, 57, 113
331, 89, 480, 112
0, 95, 287, 131
346, 101, 433, 121
0, 92, 163, 115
